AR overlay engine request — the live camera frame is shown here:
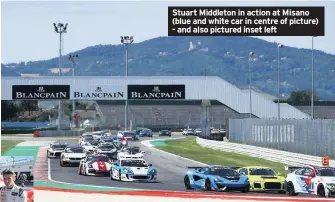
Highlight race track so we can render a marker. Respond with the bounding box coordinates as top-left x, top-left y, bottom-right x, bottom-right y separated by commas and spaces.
48, 135, 318, 198
50, 135, 203, 191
